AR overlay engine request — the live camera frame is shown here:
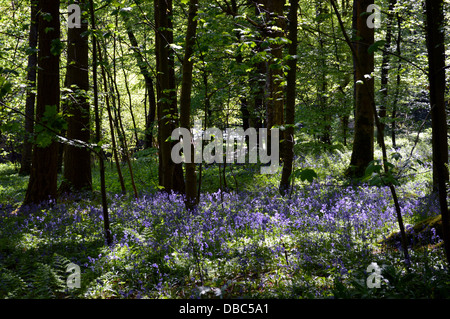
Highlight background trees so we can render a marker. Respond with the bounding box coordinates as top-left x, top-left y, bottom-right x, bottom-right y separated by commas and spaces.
0, 0, 446, 212
0, 0, 449, 299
